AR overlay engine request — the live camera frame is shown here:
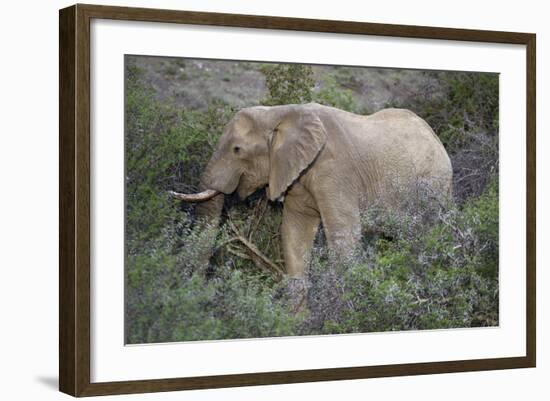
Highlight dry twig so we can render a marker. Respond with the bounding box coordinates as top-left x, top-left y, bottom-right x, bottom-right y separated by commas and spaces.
225, 218, 284, 281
